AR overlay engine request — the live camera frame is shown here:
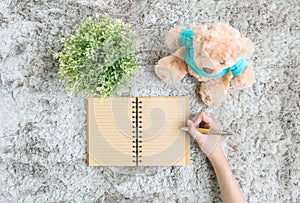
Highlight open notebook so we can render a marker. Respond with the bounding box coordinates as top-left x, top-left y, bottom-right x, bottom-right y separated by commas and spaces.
86, 96, 190, 166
